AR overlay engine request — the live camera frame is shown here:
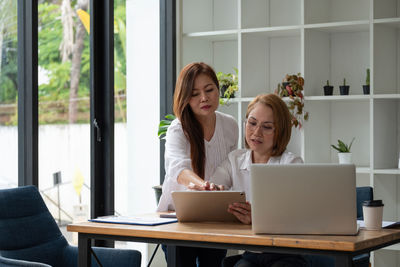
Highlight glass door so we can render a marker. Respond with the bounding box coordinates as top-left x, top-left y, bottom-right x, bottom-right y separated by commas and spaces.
38, 0, 90, 244
0, 1, 18, 189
